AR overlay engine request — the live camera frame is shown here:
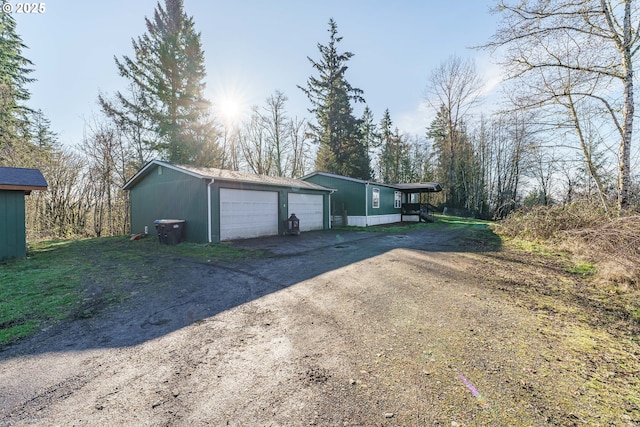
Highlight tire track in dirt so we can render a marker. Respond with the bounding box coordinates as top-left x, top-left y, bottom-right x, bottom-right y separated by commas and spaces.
3, 226, 638, 425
